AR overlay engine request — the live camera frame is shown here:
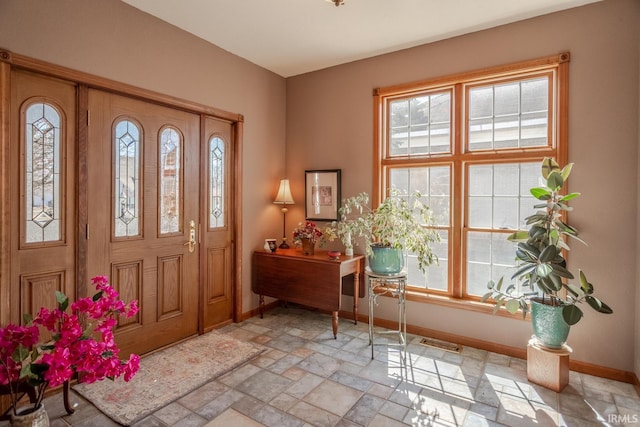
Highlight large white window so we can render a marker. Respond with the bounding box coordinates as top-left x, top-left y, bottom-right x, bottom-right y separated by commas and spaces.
374, 53, 569, 305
